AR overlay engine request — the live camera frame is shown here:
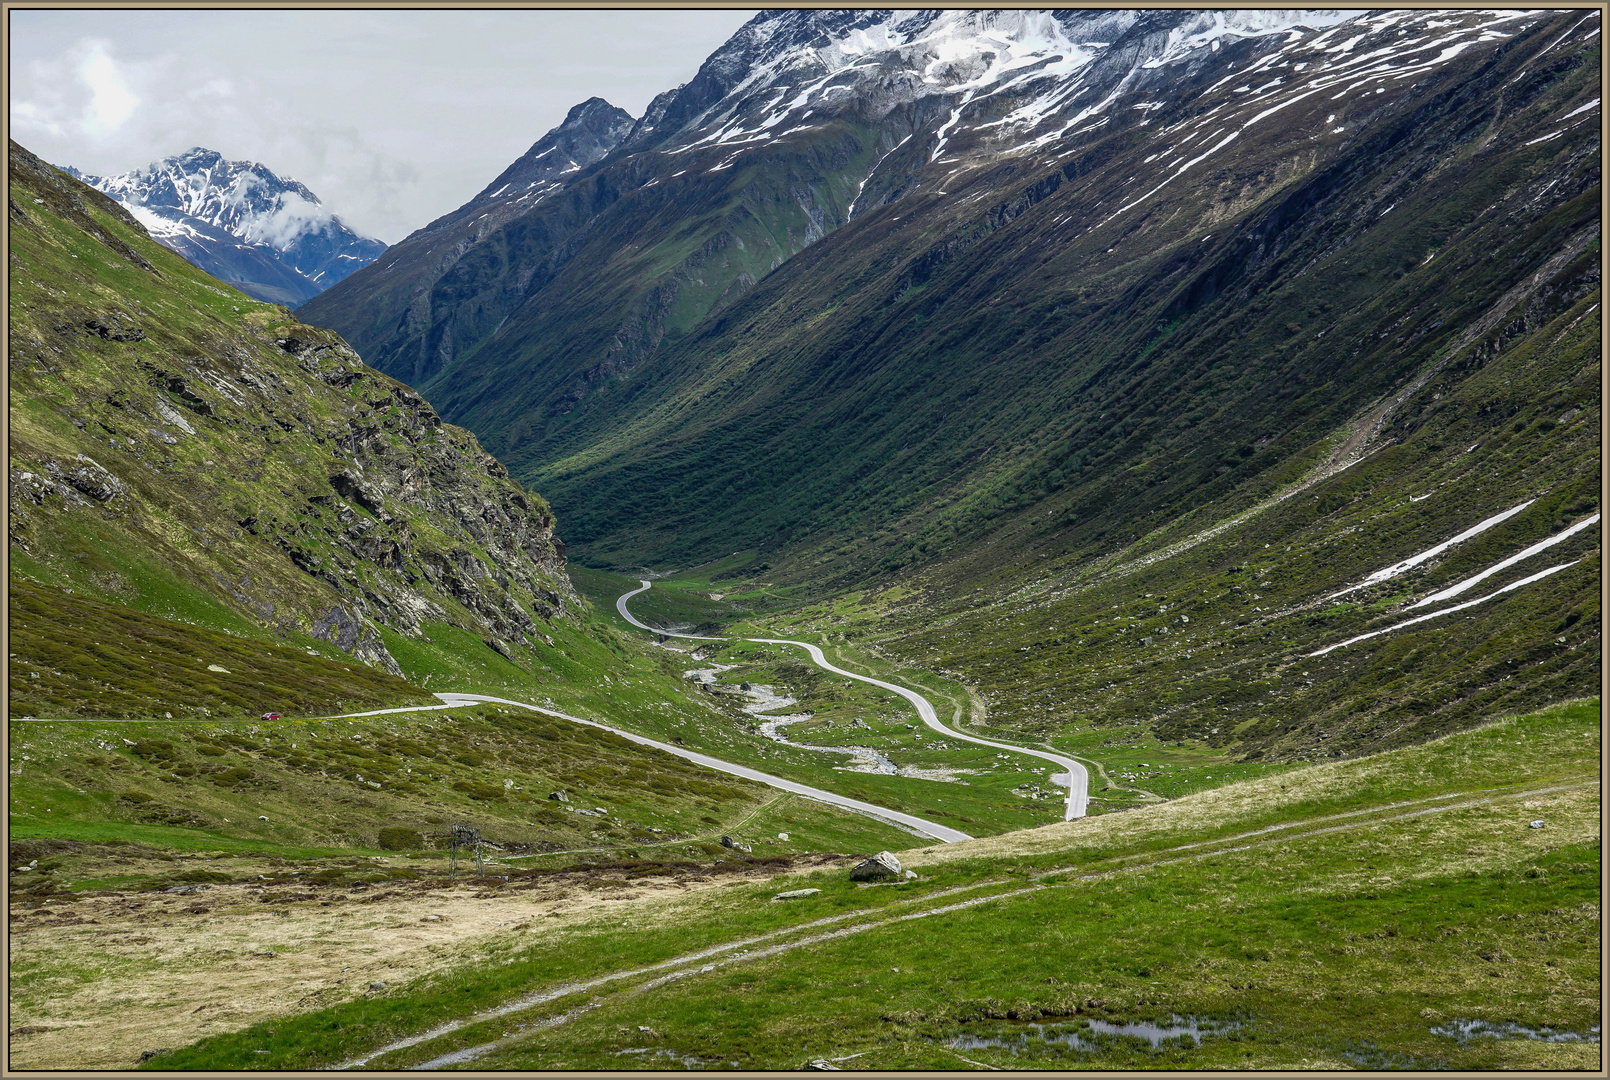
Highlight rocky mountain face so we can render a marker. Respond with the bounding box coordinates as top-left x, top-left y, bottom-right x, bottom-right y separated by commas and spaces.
465, 98, 637, 222
296, 10, 1599, 757
9, 140, 575, 678
64, 148, 385, 306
